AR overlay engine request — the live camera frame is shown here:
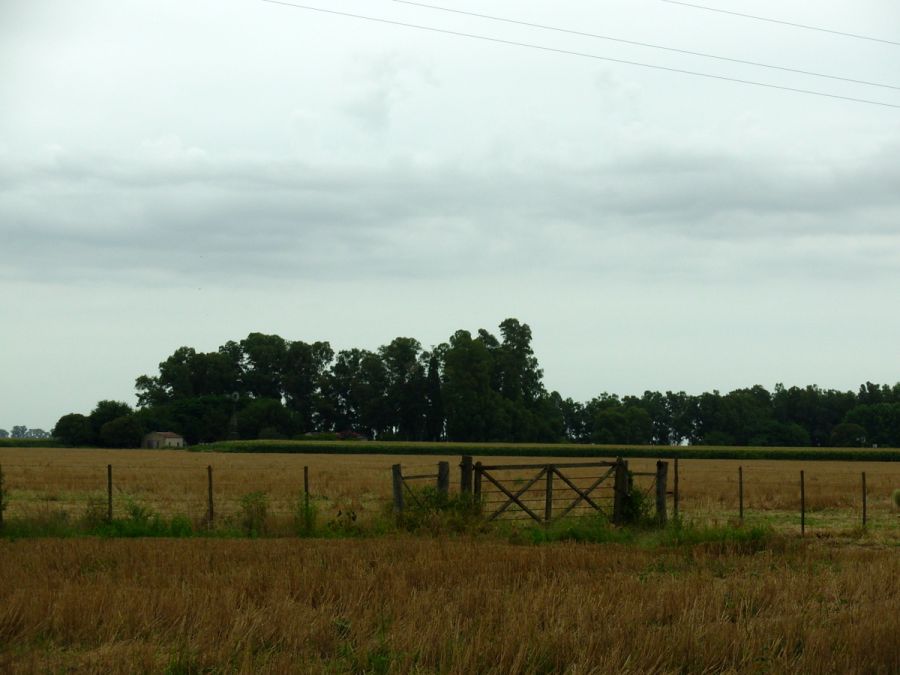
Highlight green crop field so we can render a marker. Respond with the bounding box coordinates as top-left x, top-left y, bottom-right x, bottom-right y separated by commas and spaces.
194, 439, 900, 462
